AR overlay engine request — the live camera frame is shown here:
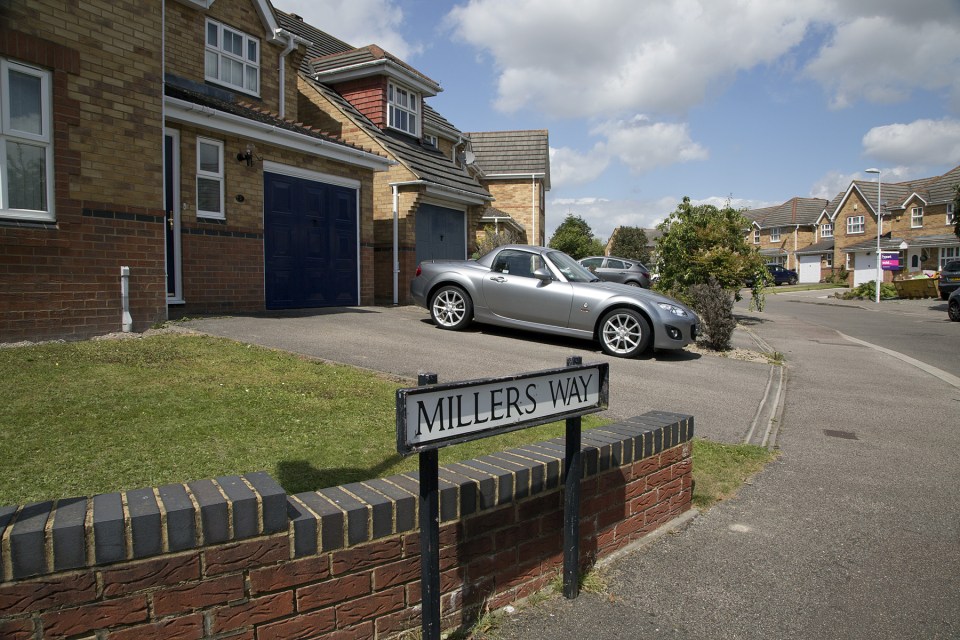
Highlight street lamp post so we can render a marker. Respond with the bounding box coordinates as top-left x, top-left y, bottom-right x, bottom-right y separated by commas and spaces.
865, 168, 882, 303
